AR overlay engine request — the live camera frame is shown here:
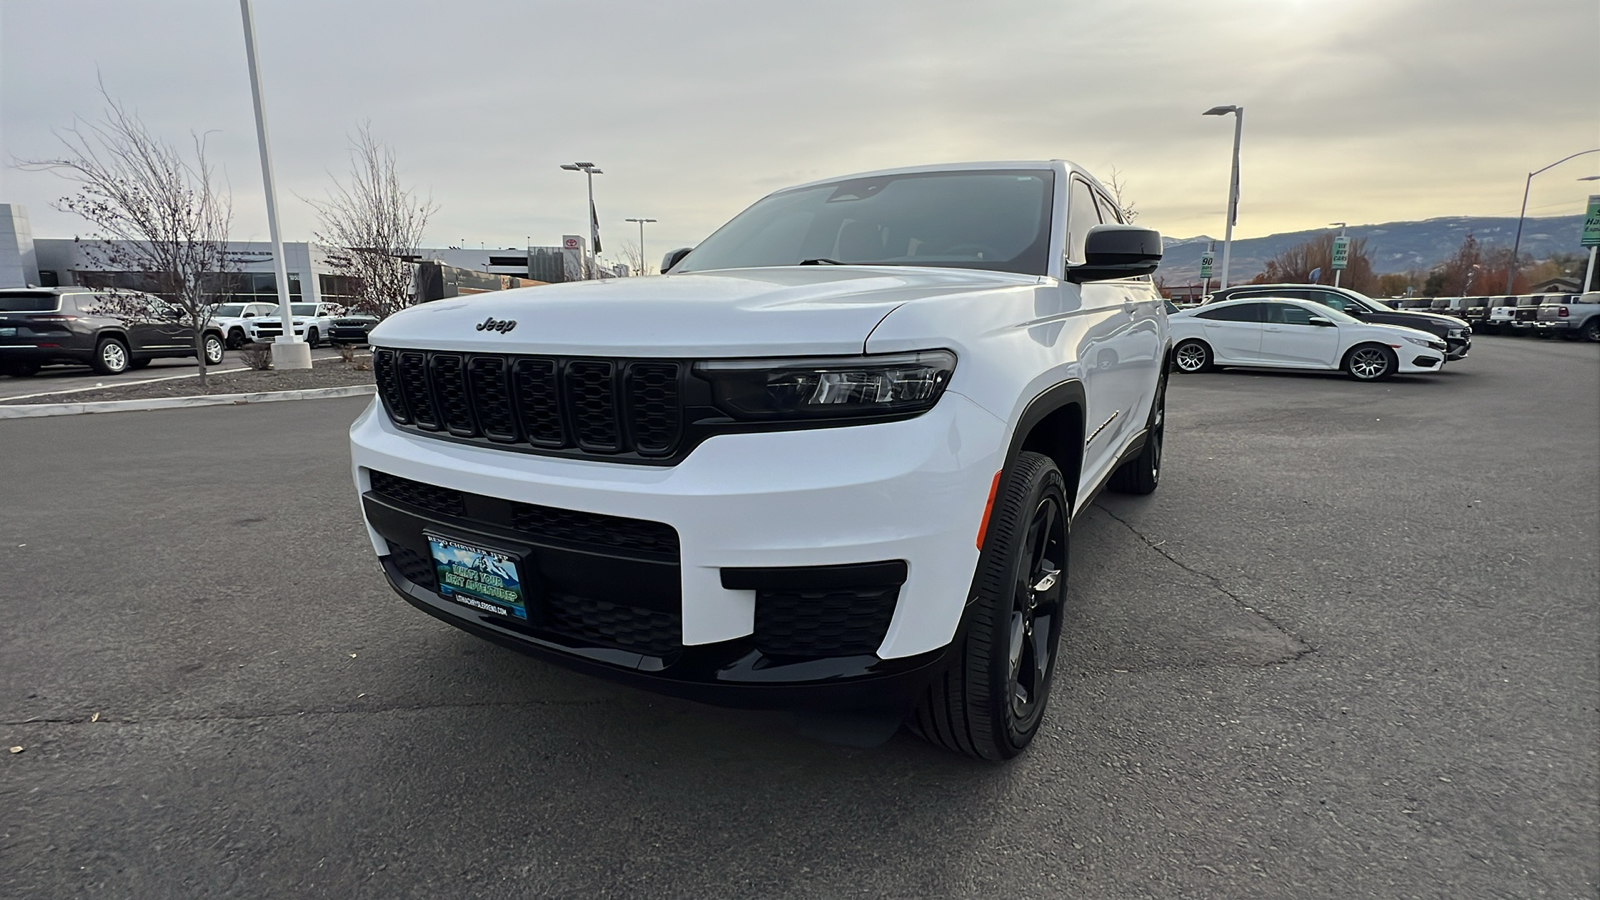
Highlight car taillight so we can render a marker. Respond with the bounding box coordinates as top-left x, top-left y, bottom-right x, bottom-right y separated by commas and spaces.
1559, 306, 1569, 317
